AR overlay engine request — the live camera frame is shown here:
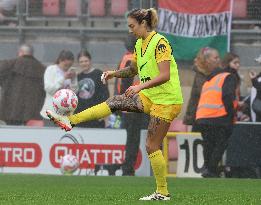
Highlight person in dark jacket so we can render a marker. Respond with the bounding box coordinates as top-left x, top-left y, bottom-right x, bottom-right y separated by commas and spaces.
195, 48, 238, 178
249, 68, 261, 122
183, 48, 212, 131
0, 44, 46, 125
222, 52, 249, 122
222, 53, 241, 87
